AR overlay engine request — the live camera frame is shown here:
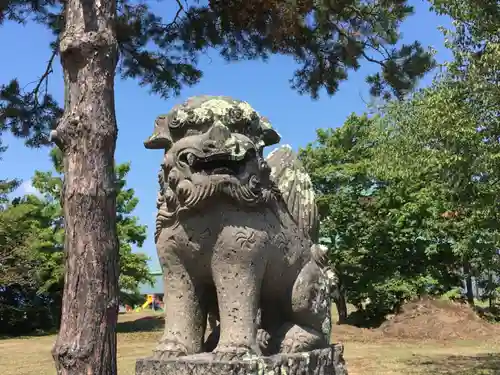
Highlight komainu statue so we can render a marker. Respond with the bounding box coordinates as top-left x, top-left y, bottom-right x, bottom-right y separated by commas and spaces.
144, 95, 336, 361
